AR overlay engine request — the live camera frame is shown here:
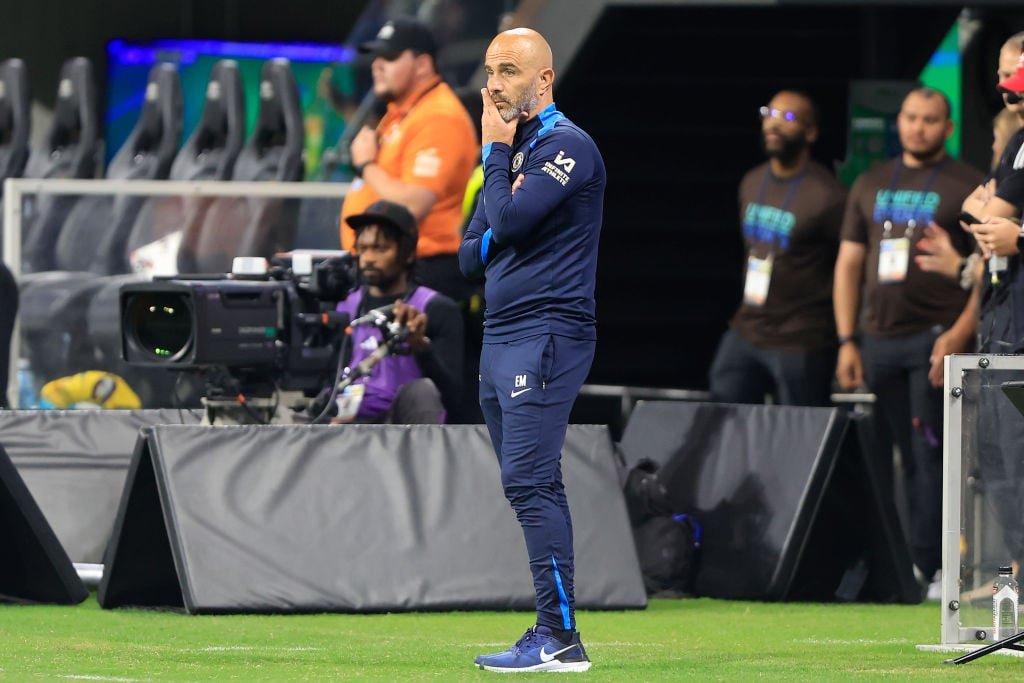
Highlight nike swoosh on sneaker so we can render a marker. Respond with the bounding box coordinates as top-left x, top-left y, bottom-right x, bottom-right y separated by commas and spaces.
510, 387, 533, 398
538, 643, 577, 663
